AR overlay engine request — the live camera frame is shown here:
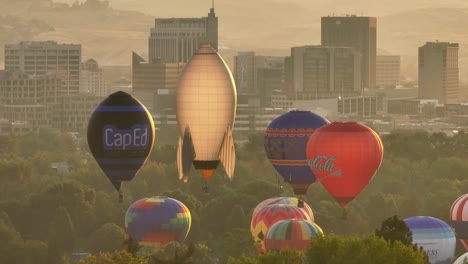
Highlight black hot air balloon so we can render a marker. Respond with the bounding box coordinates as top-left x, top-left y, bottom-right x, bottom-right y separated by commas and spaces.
87, 91, 155, 202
